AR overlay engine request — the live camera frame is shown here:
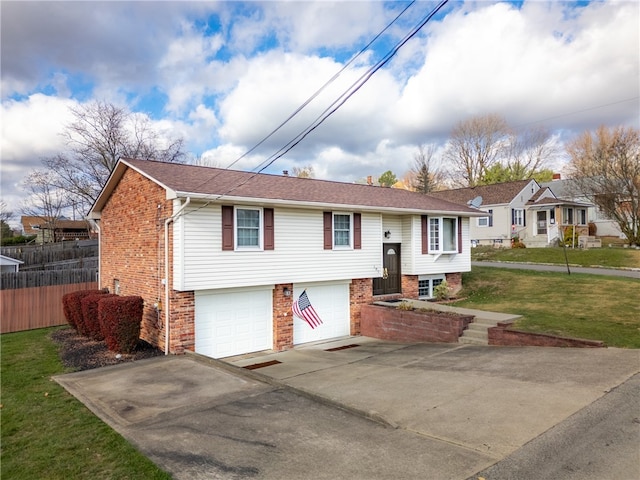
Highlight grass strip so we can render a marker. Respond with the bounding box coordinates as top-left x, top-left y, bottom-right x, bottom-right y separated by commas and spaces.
455, 267, 640, 348
0, 327, 172, 480
471, 245, 640, 268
